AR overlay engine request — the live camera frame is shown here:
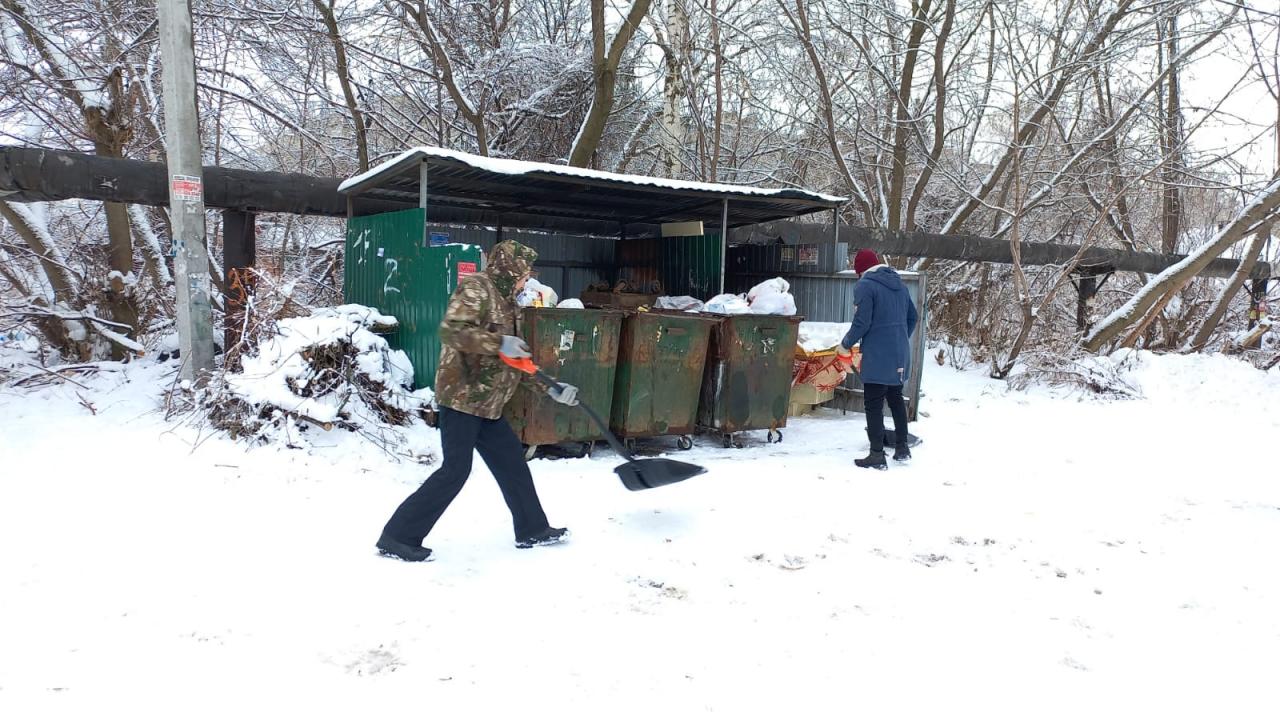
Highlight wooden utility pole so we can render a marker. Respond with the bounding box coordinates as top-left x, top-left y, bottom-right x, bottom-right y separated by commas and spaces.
157, 0, 215, 380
